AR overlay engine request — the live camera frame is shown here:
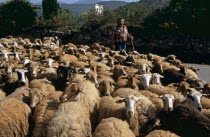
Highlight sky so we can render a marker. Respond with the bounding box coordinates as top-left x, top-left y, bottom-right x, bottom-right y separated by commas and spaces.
0, 0, 139, 4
